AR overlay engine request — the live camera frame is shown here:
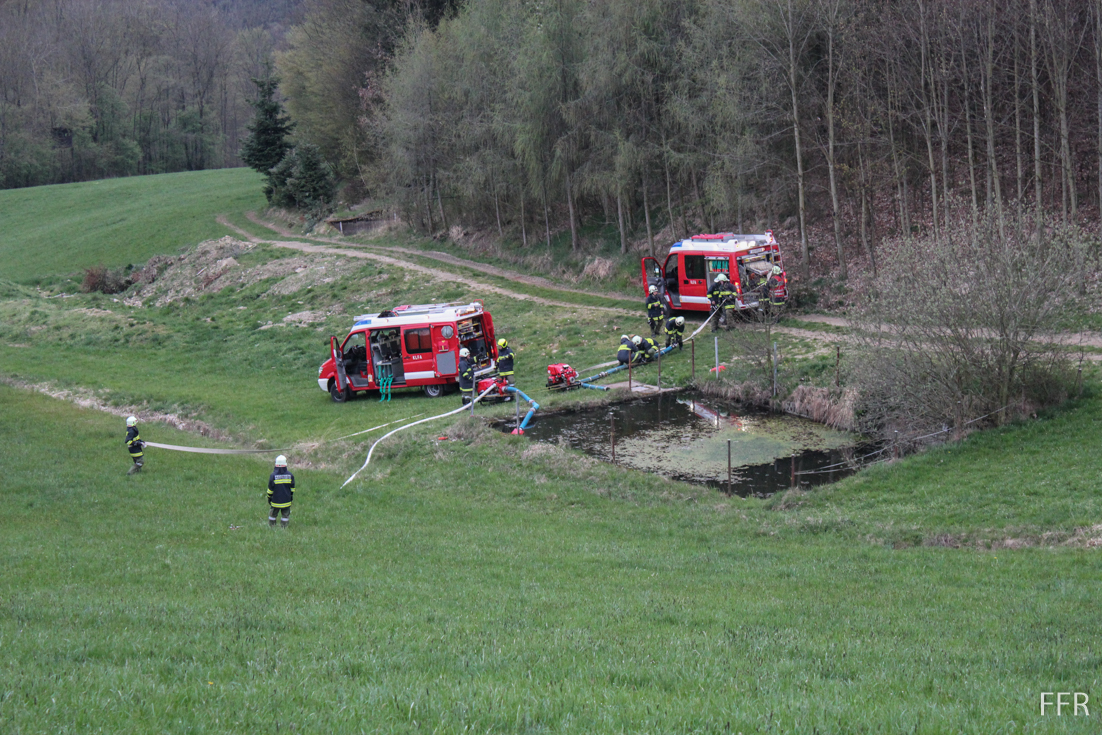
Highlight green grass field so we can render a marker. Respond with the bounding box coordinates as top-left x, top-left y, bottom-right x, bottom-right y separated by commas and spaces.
1, 171, 1100, 733
0, 169, 266, 283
